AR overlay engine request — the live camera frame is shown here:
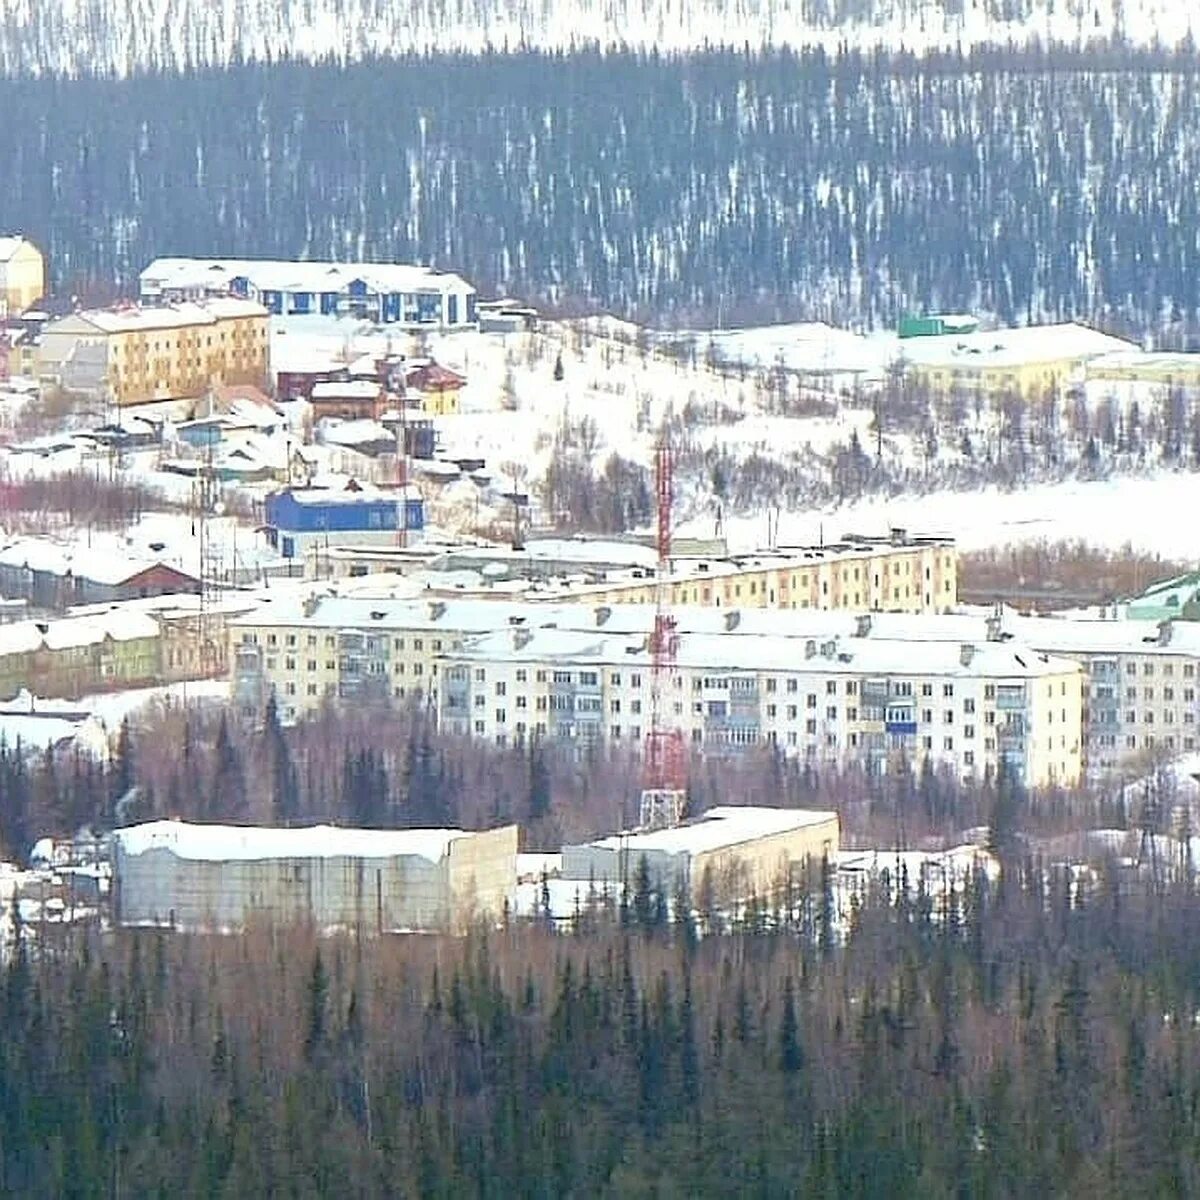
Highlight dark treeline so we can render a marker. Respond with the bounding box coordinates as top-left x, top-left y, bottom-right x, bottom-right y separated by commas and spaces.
6, 845, 1200, 1194
0, 694, 1140, 864
6, 48, 1200, 330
